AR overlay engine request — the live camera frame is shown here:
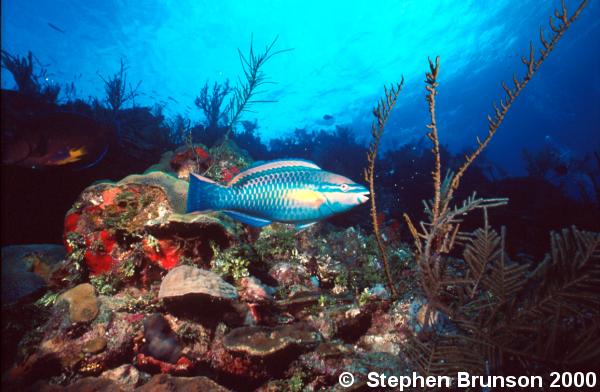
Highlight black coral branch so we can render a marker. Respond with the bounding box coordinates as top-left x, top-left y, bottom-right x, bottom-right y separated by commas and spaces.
464, 216, 529, 303
397, 0, 594, 377
407, 333, 485, 377
450, 0, 589, 194
365, 79, 404, 298
526, 227, 600, 319
226, 35, 291, 137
